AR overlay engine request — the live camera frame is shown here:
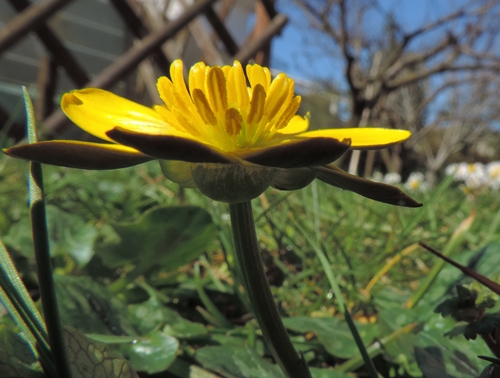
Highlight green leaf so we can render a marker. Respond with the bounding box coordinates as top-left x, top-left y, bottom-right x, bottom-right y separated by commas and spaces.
121, 331, 178, 374
195, 345, 285, 378
0, 325, 44, 378
282, 316, 378, 359
4, 205, 98, 266
309, 367, 352, 378
128, 297, 207, 339
64, 326, 139, 378
414, 346, 456, 378
55, 275, 136, 336
95, 206, 216, 272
